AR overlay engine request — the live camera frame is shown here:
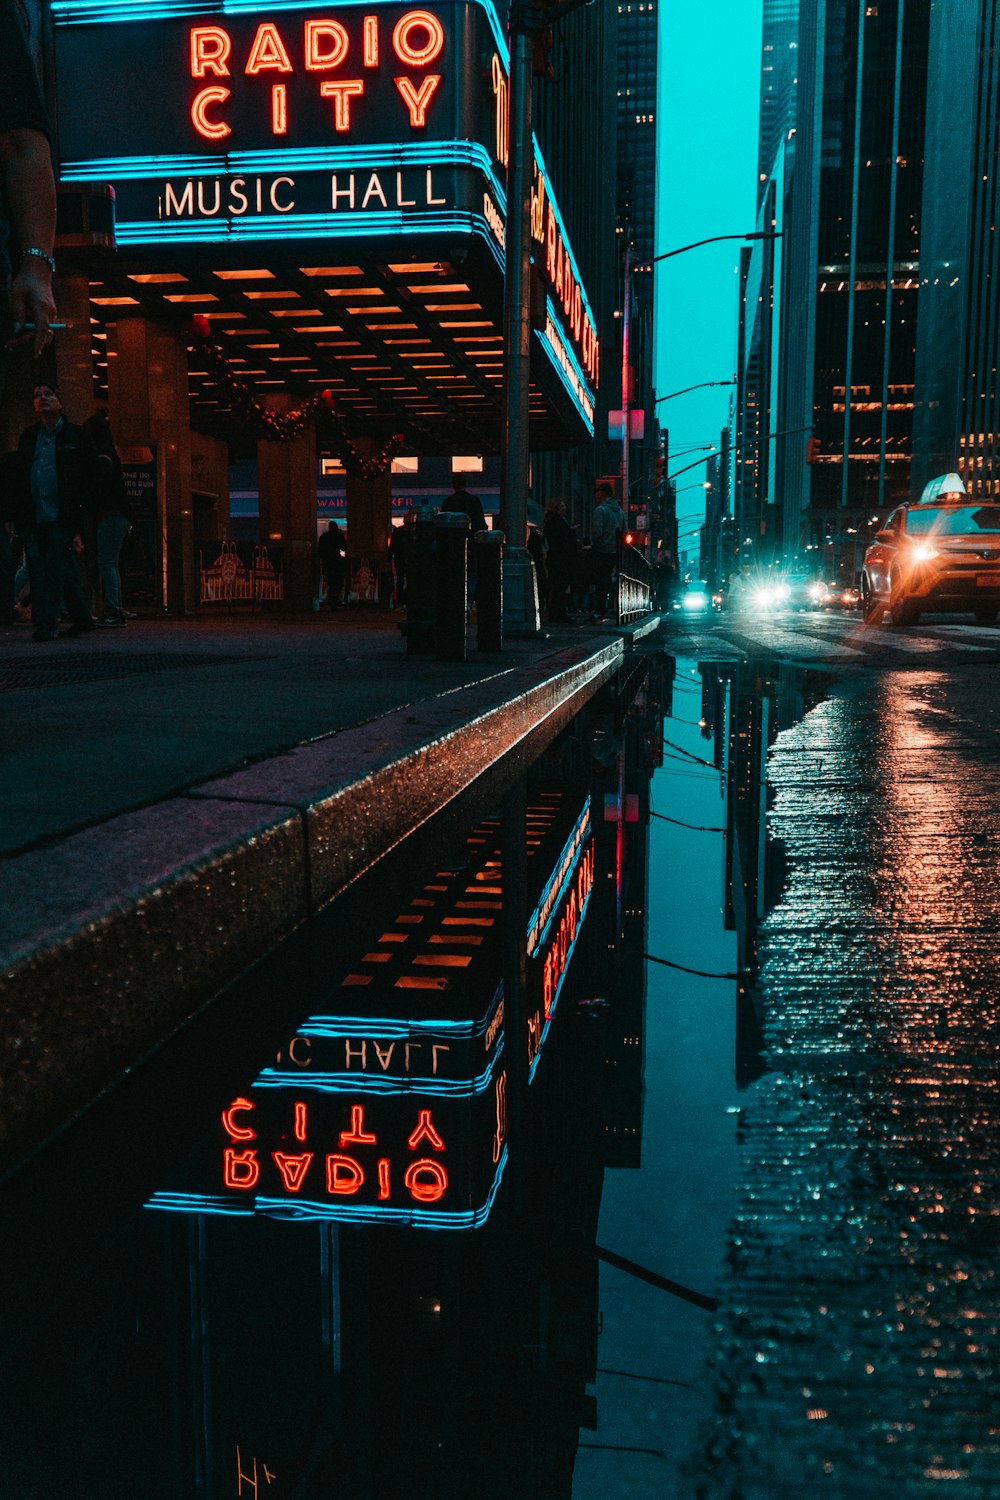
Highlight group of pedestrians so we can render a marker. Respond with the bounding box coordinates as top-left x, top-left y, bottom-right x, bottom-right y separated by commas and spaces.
1, 382, 132, 639
531, 481, 626, 624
